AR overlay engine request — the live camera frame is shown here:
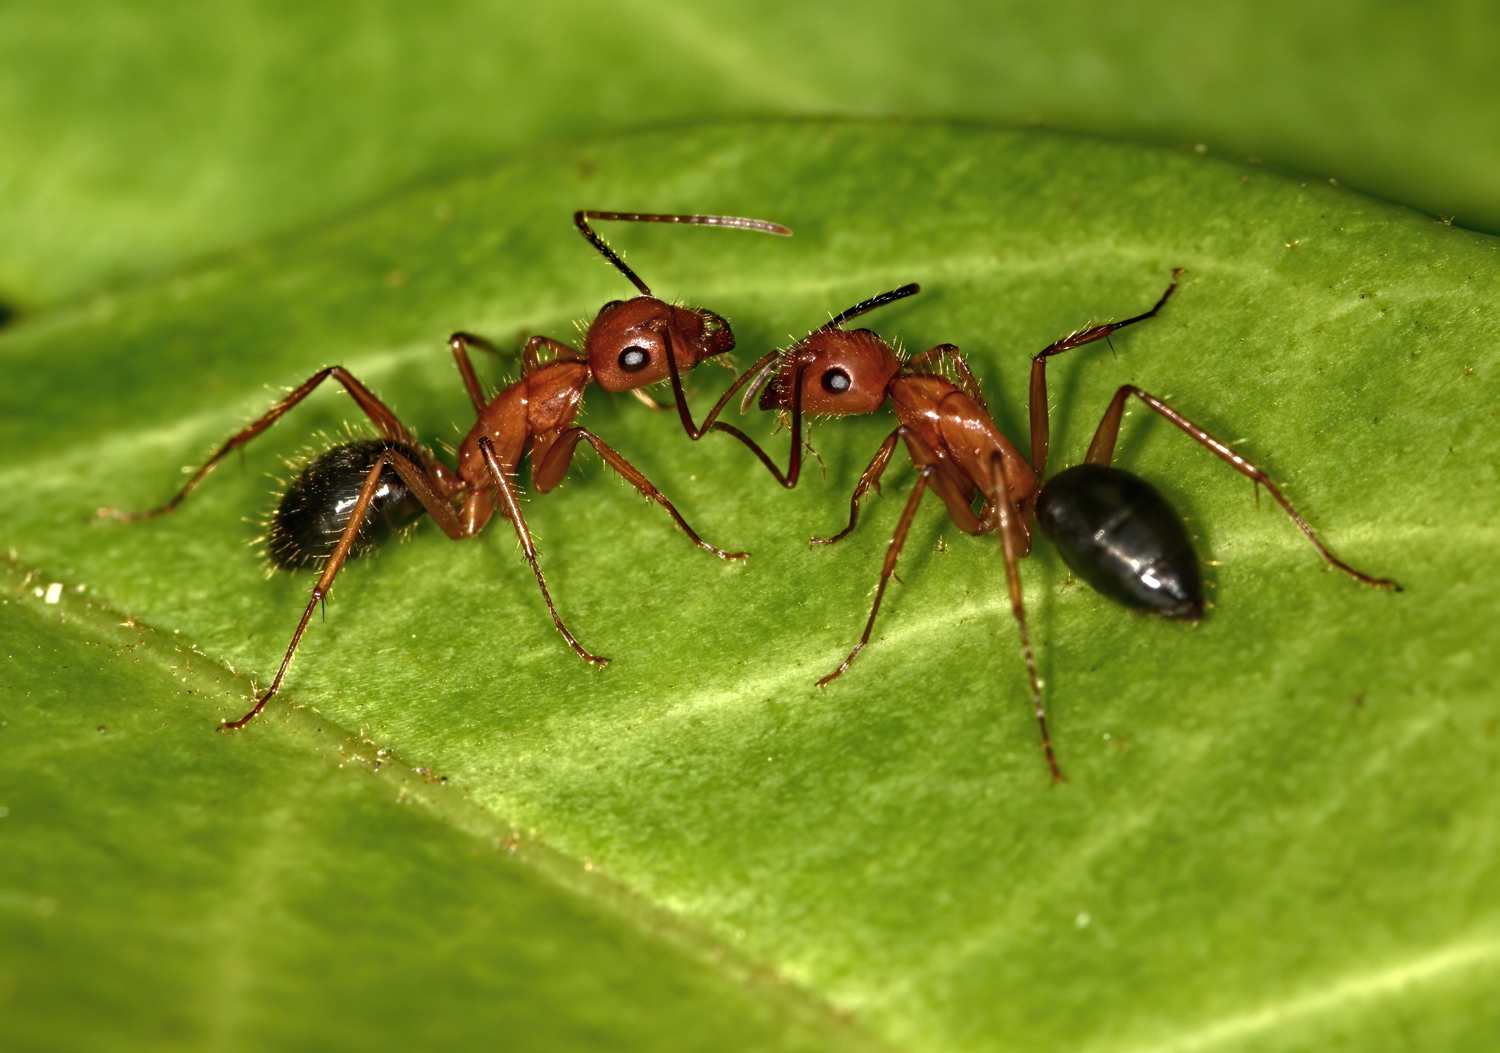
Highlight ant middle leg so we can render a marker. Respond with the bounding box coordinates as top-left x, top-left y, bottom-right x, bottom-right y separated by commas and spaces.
816, 427, 984, 547
531, 427, 748, 561
1084, 385, 1399, 590
451, 332, 579, 412
905, 344, 988, 411
818, 464, 940, 689
224, 447, 470, 730
101, 366, 424, 522
475, 437, 608, 667
818, 431, 982, 684
1026, 270, 1184, 478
